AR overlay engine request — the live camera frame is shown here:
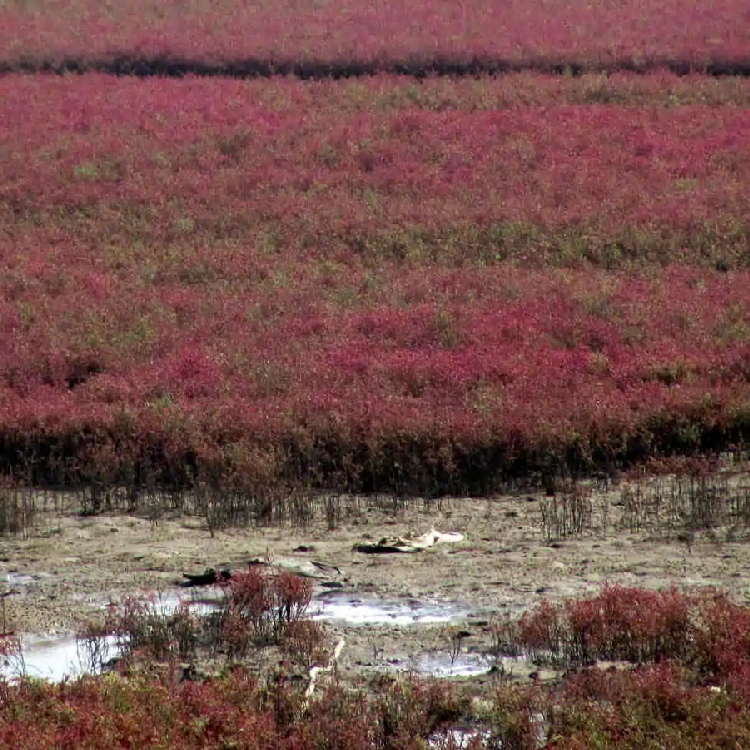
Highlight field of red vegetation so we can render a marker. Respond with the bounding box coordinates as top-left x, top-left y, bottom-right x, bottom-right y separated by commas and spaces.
5, 75, 750, 266
1, 73, 750, 493
1, 0, 750, 74
4, 9, 750, 743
